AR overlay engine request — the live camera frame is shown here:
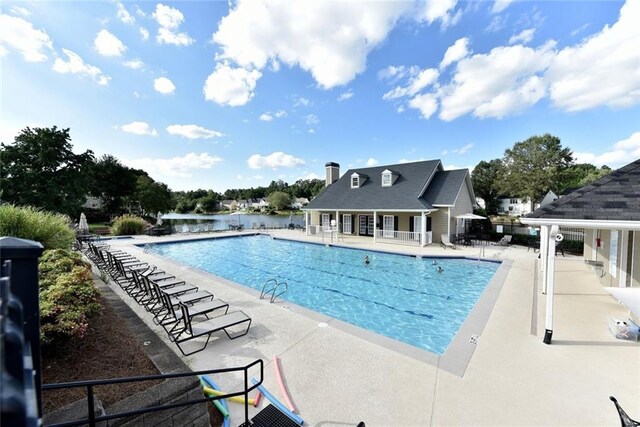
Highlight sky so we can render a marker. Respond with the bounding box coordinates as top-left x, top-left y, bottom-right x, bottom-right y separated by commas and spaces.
1, 0, 639, 193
